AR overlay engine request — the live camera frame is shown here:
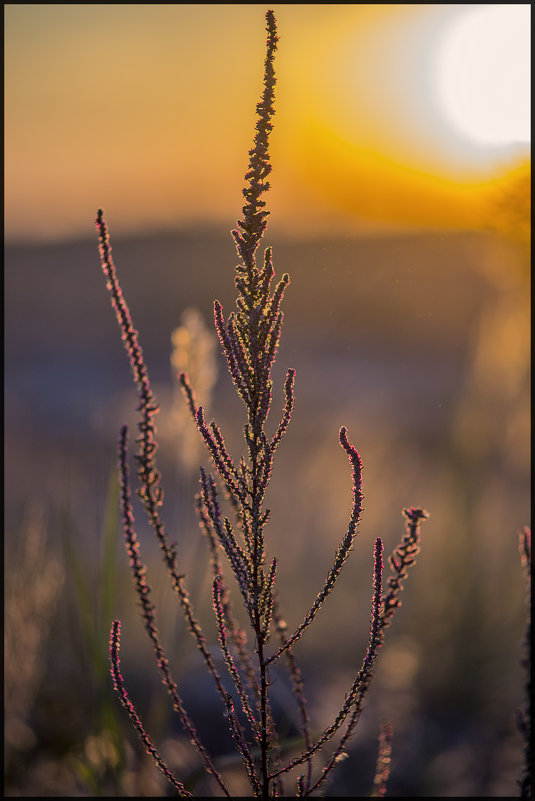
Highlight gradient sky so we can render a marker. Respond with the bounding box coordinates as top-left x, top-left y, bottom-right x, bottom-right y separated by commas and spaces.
4, 3, 531, 242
